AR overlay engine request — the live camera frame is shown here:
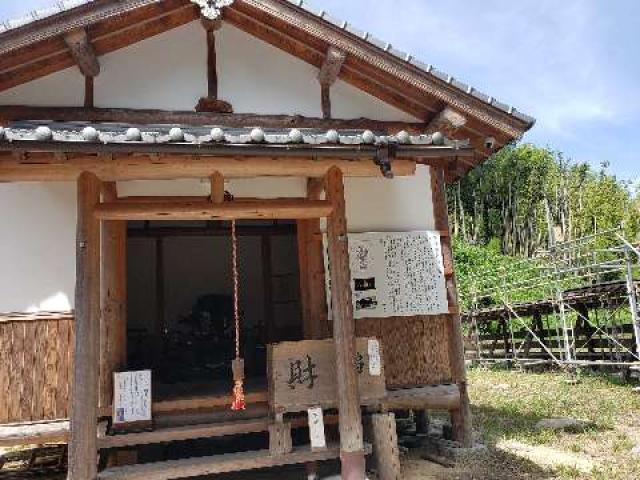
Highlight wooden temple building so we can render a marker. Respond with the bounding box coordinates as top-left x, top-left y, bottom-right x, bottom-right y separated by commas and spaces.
0, 1, 534, 478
